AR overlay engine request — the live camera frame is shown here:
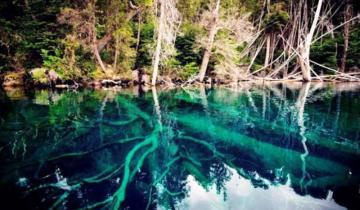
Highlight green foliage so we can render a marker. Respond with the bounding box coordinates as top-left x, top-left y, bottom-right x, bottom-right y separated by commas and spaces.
263, 2, 289, 33
177, 0, 202, 20
0, 17, 18, 71
164, 57, 200, 80
41, 49, 64, 76
134, 0, 153, 7
75, 48, 96, 77
115, 23, 137, 72
77, 60, 97, 77
161, 23, 203, 79
180, 62, 200, 79
347, 25, 360, 68
237, 42, 250, 64
135, 22, 155, 69
41, 43, 83, 81
30, 68, 48, 85
20, 1, 69, 68
175, 24, 202, 66
311, 35, 337, 73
